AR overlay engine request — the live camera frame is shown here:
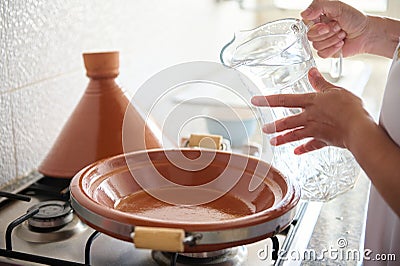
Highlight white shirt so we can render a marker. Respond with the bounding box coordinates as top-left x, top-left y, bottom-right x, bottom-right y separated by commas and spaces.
364, 42, 400, 265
